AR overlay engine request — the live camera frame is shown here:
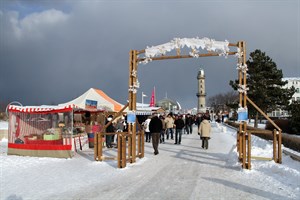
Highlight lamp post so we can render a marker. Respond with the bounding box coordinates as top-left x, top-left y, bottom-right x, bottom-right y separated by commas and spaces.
142, 92, 147, 108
